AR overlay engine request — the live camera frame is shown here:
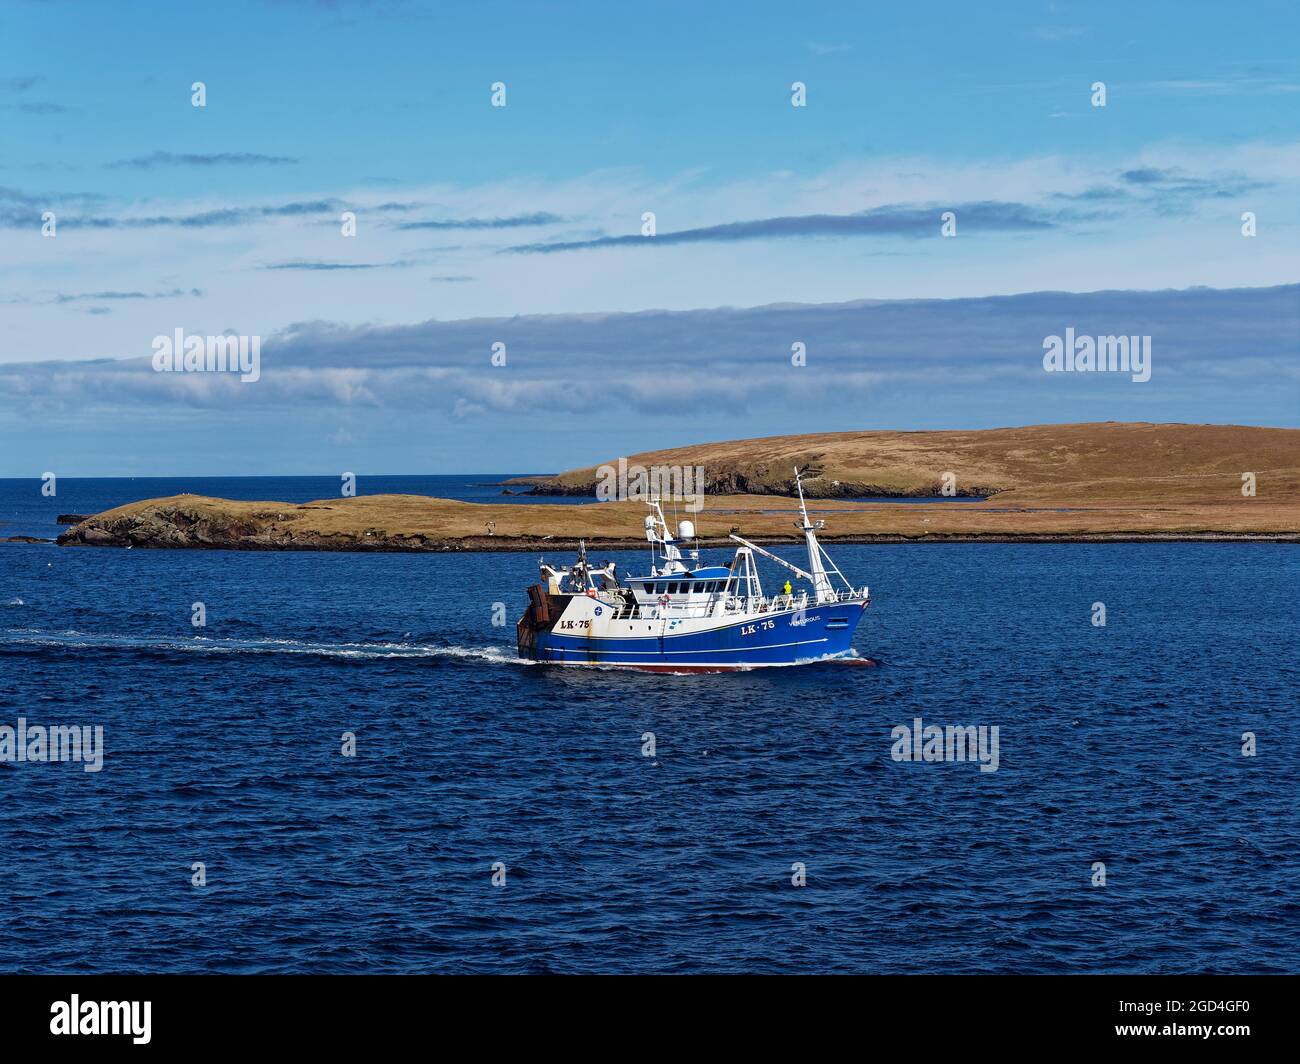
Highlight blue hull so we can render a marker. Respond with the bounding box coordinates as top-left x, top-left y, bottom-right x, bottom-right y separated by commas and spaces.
526, 601, 868, 668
